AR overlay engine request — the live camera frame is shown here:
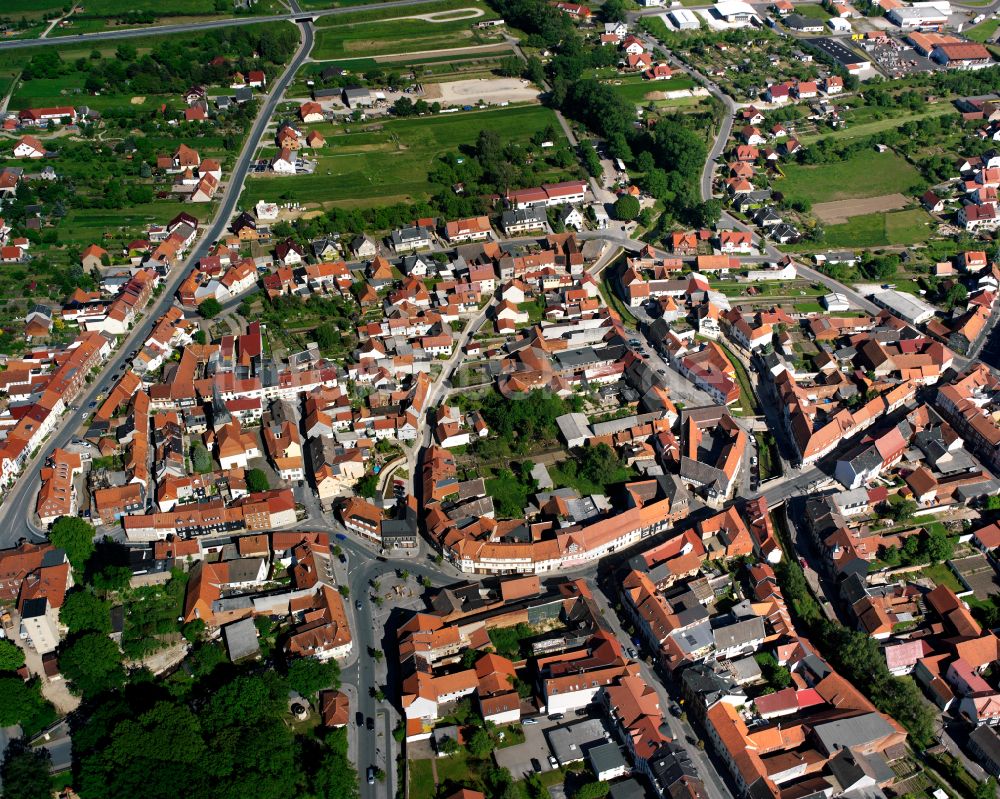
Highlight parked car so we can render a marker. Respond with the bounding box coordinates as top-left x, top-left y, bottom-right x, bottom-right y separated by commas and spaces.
549, 713, 564, 721
669, 704, 682, 717
356, 712, 364, 726
523, 718, 539, 725
355, 600, 363, 611
335, 533, 347, 541
548, 755, 558, 769
366, 717, 374, 731
531, 758, 542, 773
367, 767, 376, 785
